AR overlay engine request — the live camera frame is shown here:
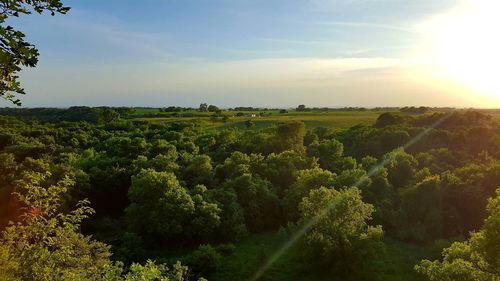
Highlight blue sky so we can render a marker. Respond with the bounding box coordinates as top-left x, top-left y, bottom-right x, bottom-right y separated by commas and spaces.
4, 0, 497, 107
